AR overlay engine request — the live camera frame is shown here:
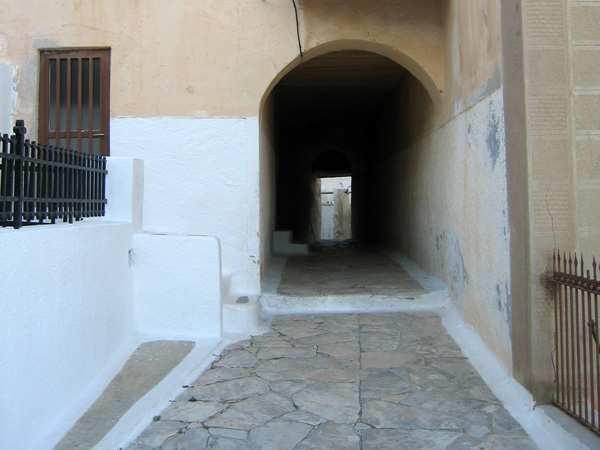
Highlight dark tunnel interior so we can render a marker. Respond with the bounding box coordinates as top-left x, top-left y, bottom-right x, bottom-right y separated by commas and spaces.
271, 50, 420, 243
